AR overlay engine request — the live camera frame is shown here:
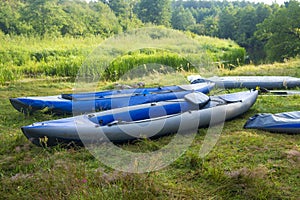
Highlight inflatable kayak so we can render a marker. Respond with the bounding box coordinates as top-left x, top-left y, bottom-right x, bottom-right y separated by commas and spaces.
10, 82, 215, 115
22, 90, 258, 146
188, 75, 300, 89
61, 83, 207, 100
244, 111, 300, 134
